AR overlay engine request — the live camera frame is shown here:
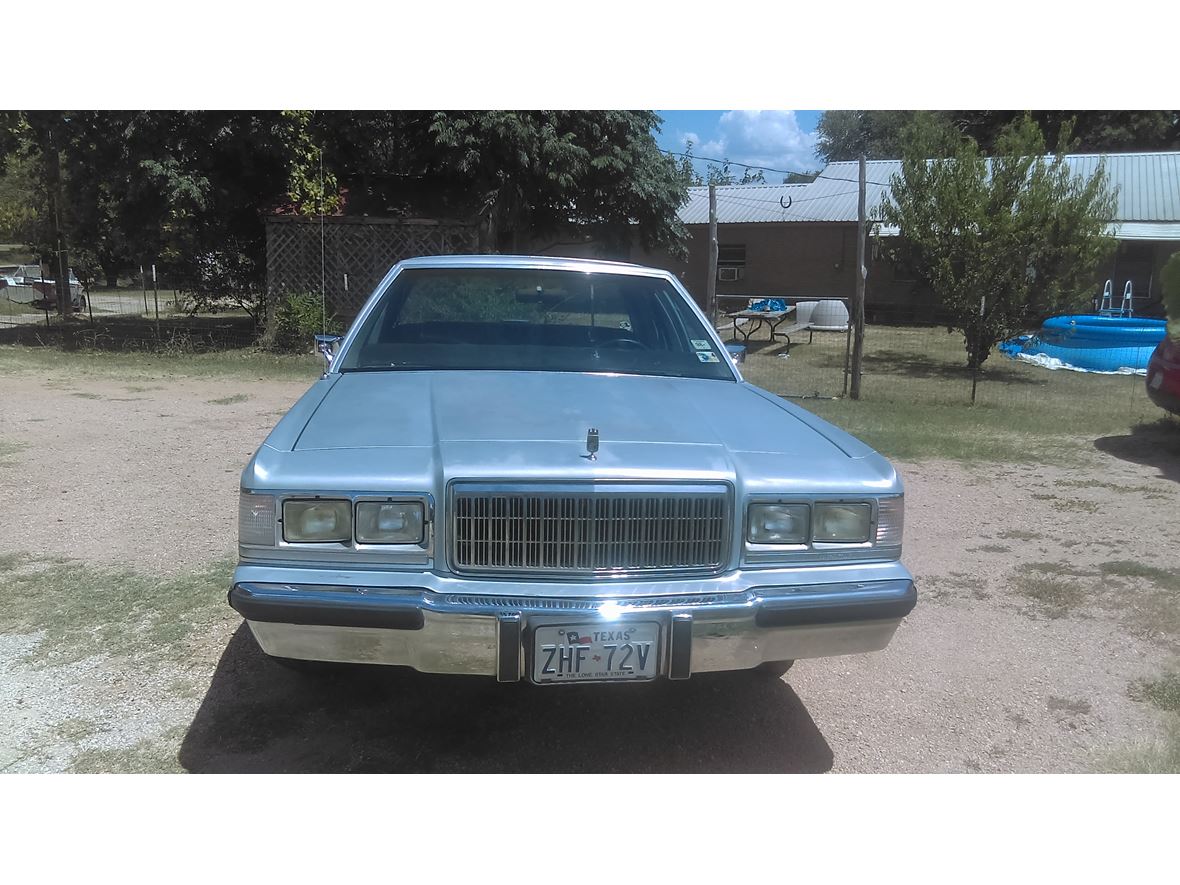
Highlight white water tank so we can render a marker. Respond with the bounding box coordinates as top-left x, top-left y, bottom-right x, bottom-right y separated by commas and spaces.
809, 300, 850, 331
